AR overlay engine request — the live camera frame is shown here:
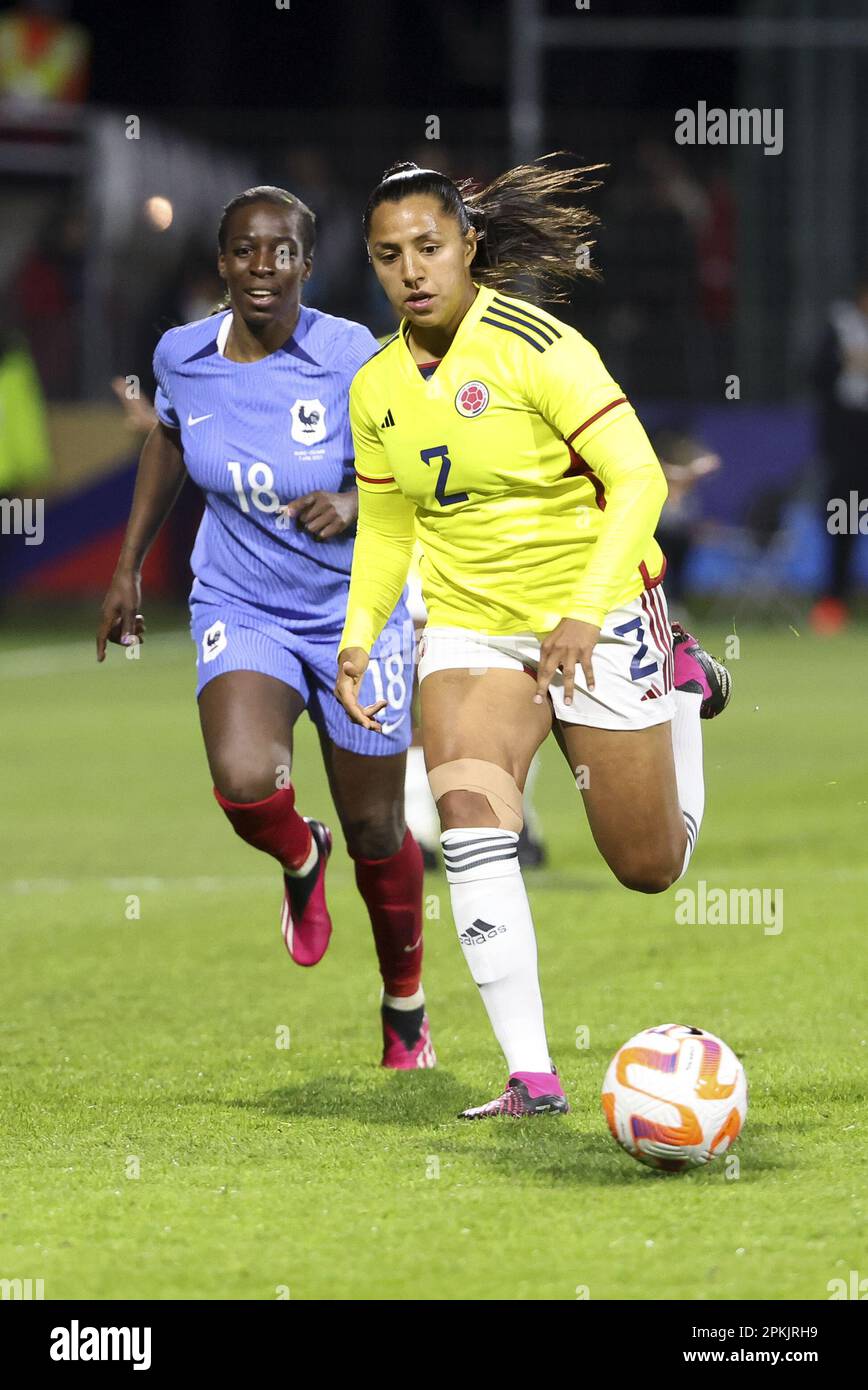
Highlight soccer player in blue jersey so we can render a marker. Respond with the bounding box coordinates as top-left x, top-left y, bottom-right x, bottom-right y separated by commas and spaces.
97, 187, 435, 1068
